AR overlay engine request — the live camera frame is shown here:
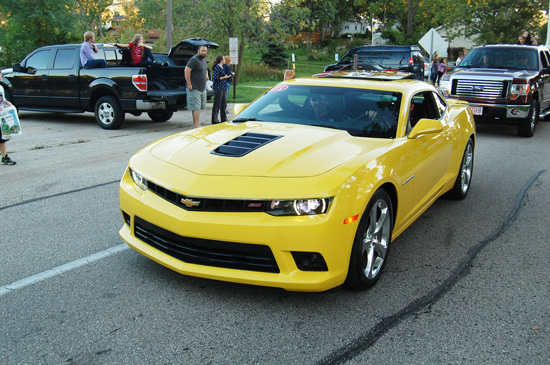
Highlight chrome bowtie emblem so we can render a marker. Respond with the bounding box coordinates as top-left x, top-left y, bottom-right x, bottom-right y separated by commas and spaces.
181, 198, 201, 208
473, 85, 484, 91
